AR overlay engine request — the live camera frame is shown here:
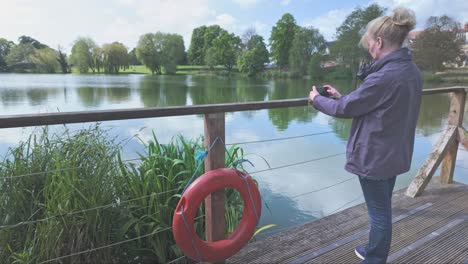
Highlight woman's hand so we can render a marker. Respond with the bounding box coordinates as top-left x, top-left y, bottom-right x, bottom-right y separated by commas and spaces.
309, 86, 319, 102
323, 84, 342, 99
